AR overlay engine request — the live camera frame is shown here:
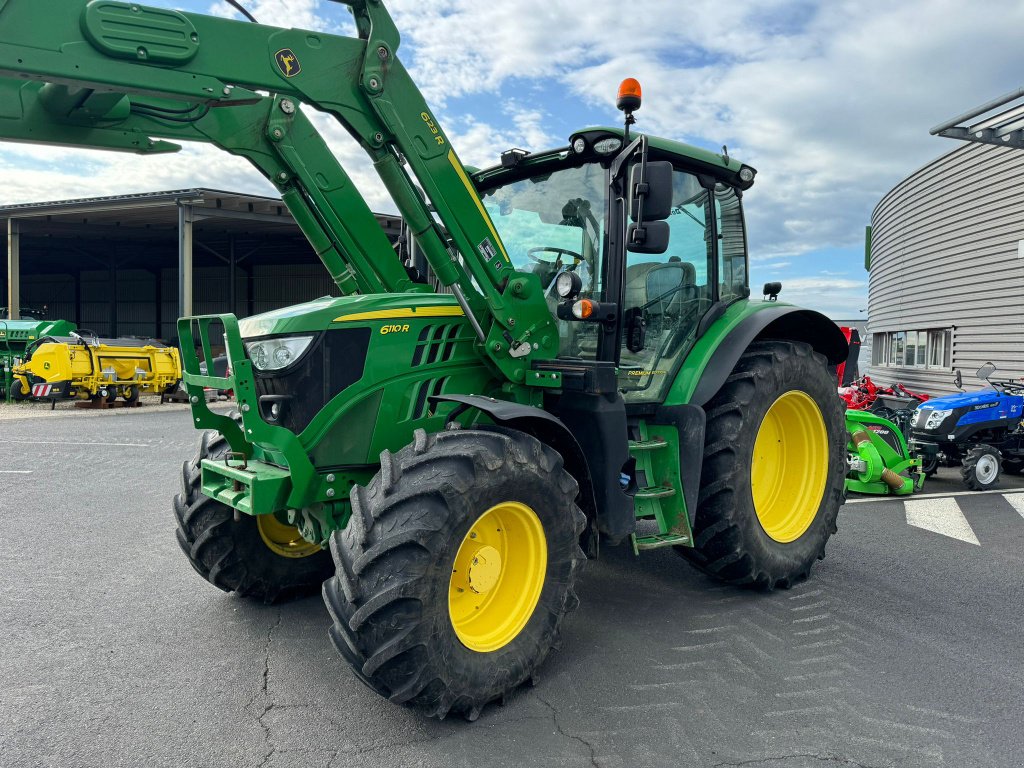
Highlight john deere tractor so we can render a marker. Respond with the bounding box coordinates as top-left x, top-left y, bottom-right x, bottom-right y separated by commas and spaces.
0, 0, 847, 719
